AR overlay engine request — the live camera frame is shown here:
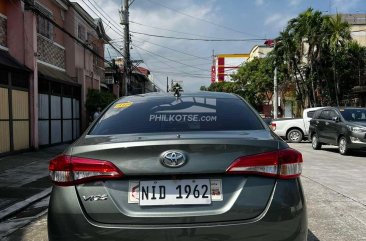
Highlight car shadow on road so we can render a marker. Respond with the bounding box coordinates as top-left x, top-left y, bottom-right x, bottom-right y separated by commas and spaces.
308, 229, 320, 241
320, 147, 366, 157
